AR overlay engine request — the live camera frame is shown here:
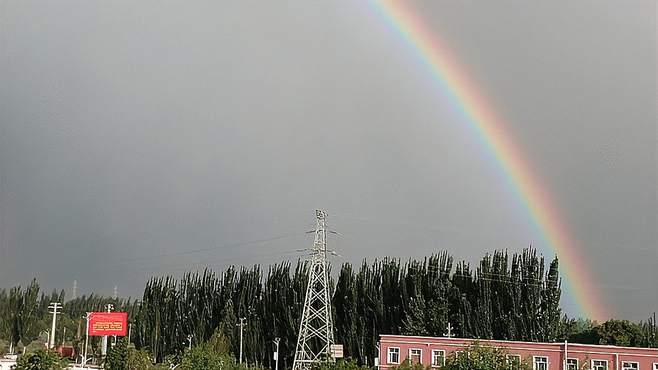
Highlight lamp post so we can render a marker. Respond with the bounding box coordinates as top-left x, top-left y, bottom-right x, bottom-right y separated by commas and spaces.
237, 317, 246, 364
